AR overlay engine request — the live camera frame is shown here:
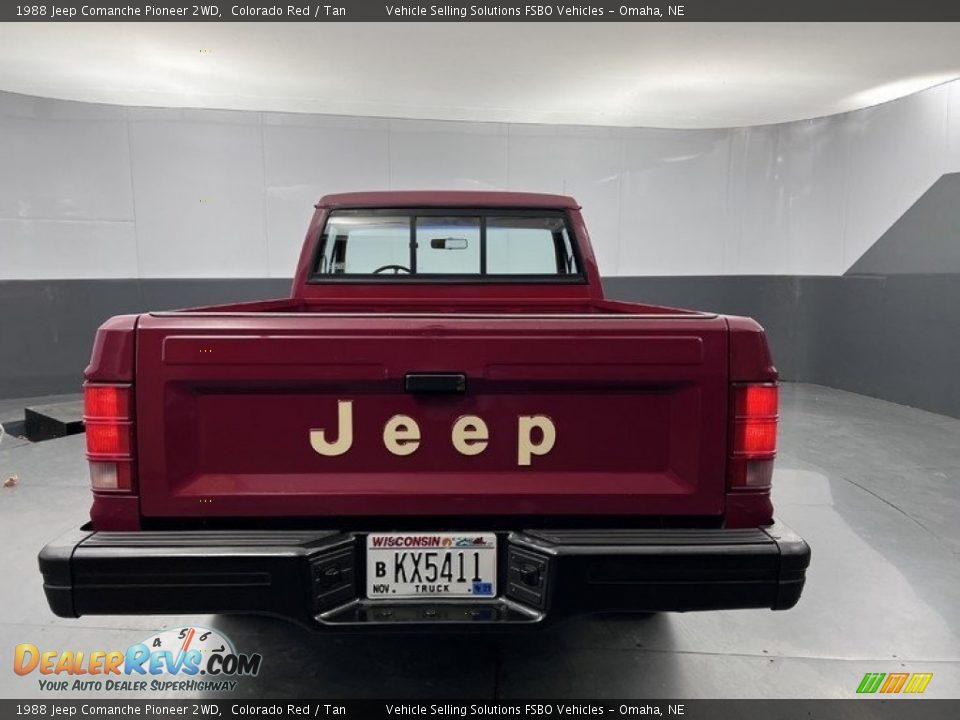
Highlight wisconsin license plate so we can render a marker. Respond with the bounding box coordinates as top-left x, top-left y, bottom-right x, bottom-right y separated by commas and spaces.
366, 532, 497, 599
